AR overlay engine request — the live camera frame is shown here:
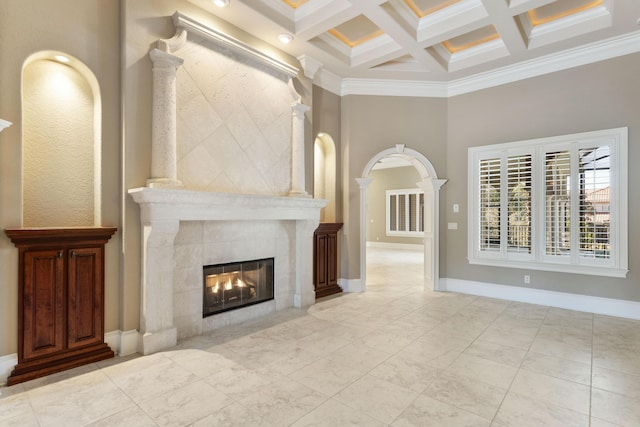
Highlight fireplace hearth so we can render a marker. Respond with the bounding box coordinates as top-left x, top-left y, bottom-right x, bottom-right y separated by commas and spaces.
203, 258, 274, 317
